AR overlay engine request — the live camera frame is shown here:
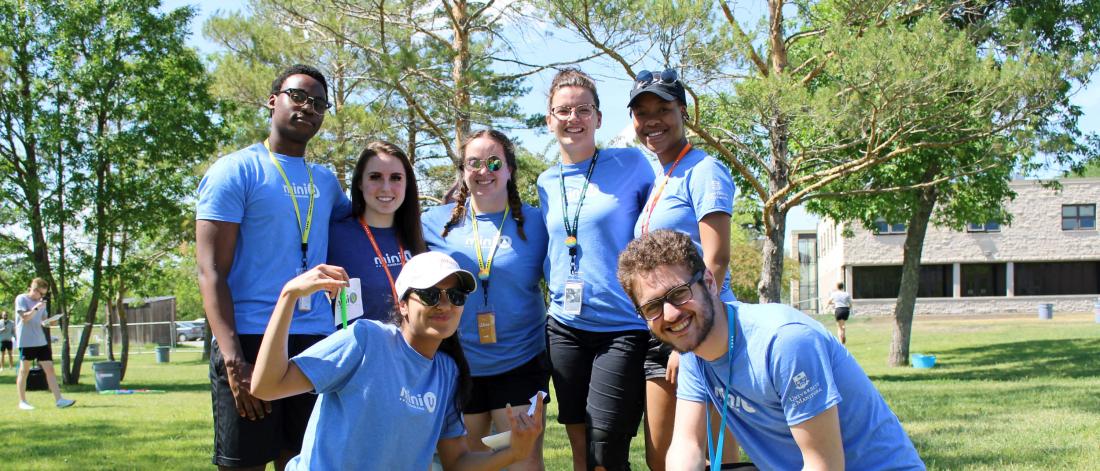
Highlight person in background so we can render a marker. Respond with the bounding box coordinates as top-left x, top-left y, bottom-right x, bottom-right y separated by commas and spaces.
617, 230, 924, 470
537, 67, 656, 470
328, 141, 427, 324
14, 278, 75, 410
423, 129, 550, 470
825, 282, 853, 345
250, 253, 544, 470
627, 68, 739, 470
0, 311, 15, 371
196, 64, 350, 470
